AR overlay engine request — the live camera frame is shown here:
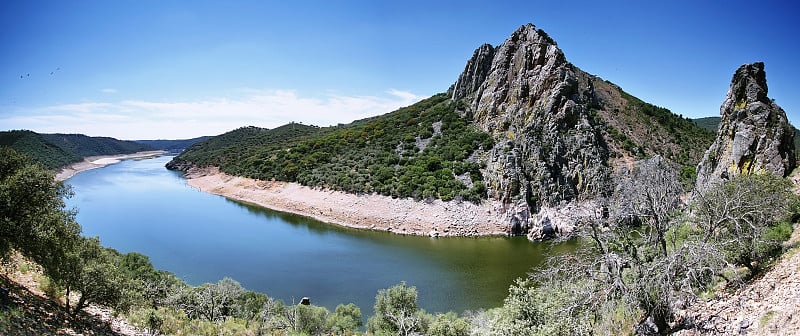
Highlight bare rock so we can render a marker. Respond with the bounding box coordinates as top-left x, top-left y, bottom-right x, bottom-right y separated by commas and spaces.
696, 62, 796, 191
452, 23, 610, 234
